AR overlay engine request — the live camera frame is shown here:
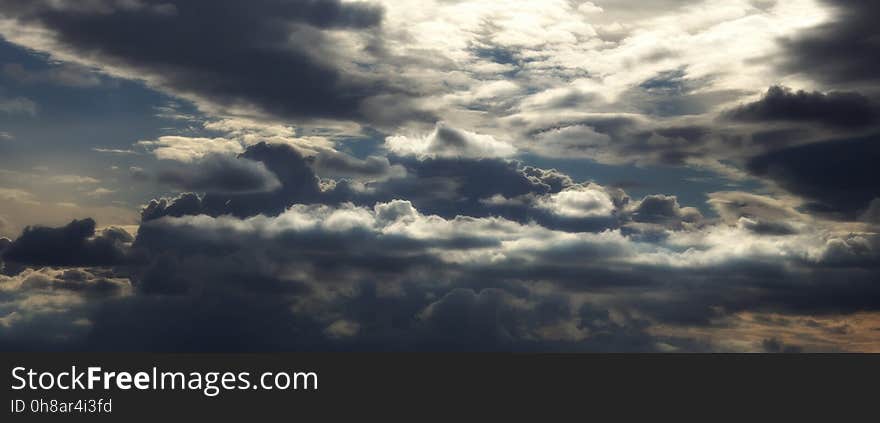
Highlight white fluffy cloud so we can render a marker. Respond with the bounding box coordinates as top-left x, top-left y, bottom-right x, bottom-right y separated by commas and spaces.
537, 185, 616, 218
385, 122, 517, 159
